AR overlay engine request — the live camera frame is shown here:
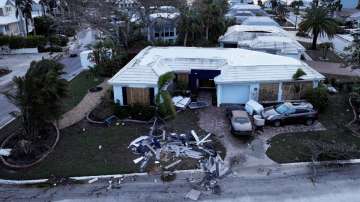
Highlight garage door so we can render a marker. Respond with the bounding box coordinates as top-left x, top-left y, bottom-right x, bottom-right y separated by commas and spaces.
221, 85, 250, 104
